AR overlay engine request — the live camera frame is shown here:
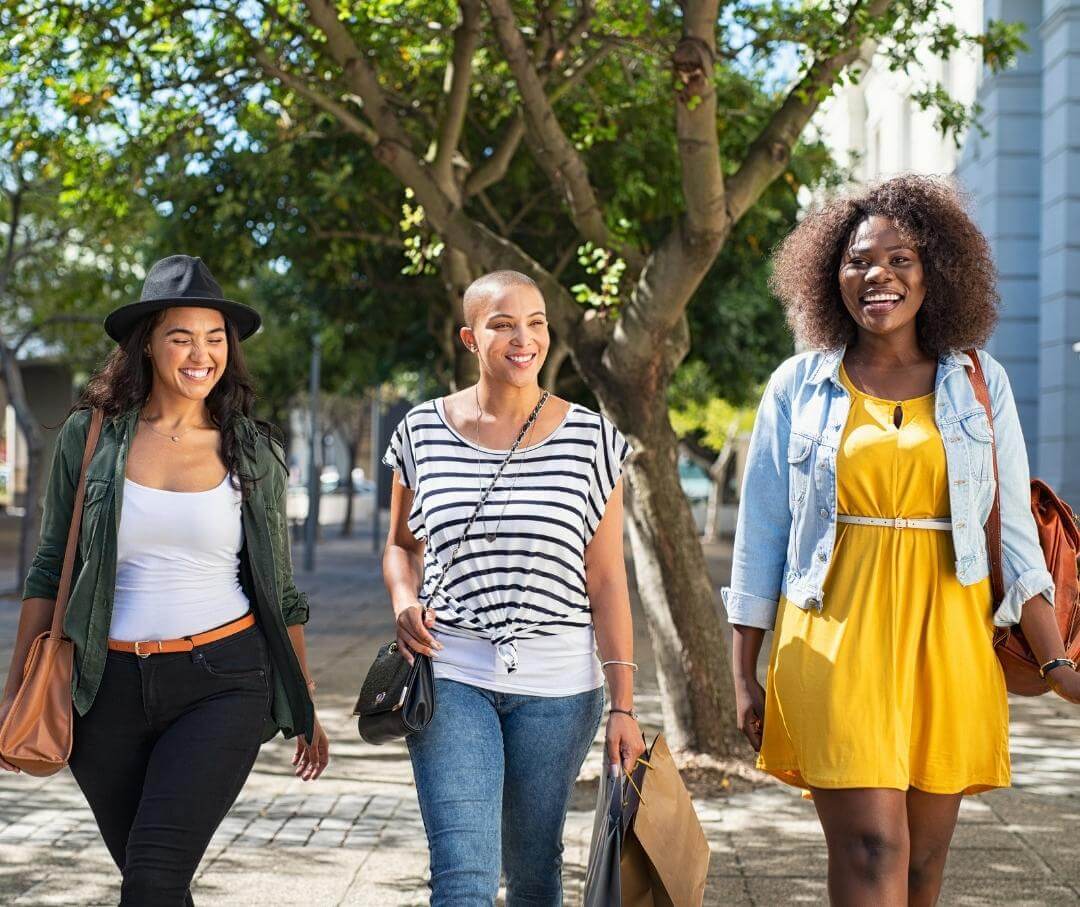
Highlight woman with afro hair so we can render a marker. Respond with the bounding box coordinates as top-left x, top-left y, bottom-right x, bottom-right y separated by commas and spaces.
721, 175, 1080, 905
